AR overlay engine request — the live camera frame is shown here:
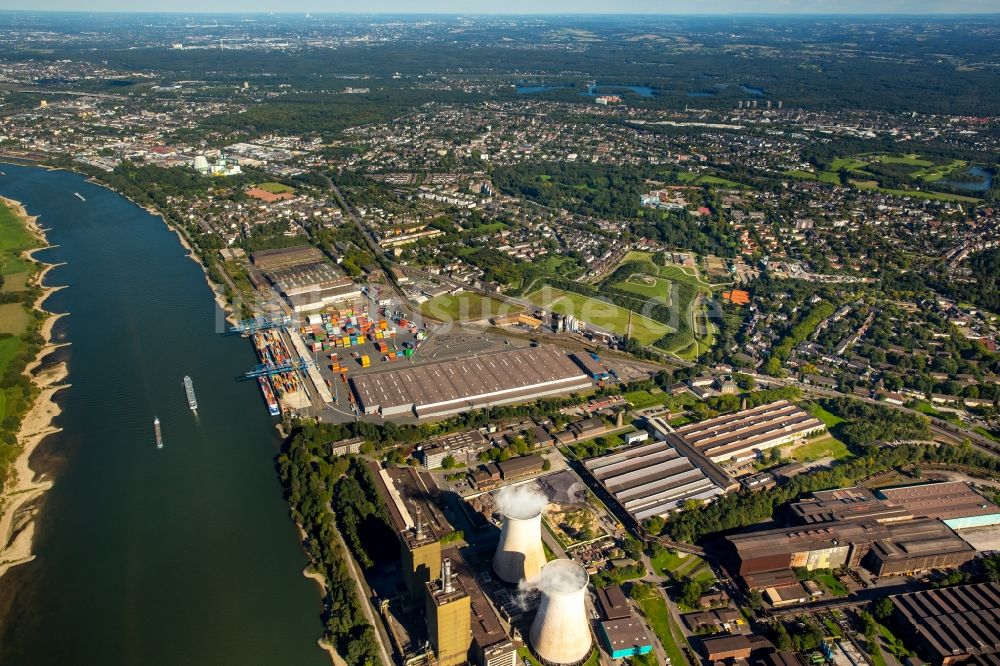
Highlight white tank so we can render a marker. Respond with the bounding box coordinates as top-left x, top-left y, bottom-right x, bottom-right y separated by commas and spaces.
493, 510, 546, 584
529, 559, 592, 665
